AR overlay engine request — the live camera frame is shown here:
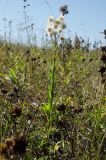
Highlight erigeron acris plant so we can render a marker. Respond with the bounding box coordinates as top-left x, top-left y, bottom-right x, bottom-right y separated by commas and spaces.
40, 15, 69, 157
47, 14, 66, 109
46, 15, 68, 75
41, 14, 67, 124
39, 15, 67, 154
